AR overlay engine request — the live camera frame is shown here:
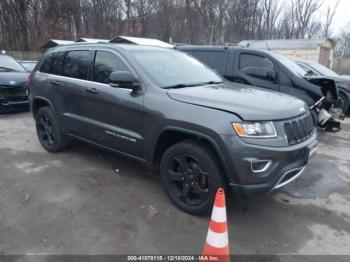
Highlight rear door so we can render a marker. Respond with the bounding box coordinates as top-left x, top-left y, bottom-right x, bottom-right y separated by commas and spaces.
56, 49, 93, 135
78, 49, 144, 158
233, 51, 280, 91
